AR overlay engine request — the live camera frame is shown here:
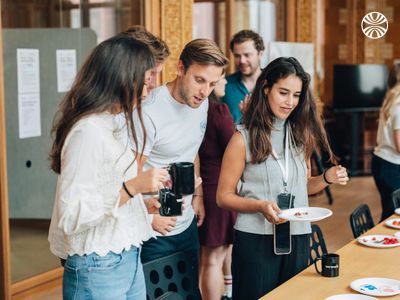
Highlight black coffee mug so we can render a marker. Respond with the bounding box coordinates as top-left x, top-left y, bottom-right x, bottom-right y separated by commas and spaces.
159, 188, 182, 216
314, 253, 339, 277
168, 162, 195, 196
